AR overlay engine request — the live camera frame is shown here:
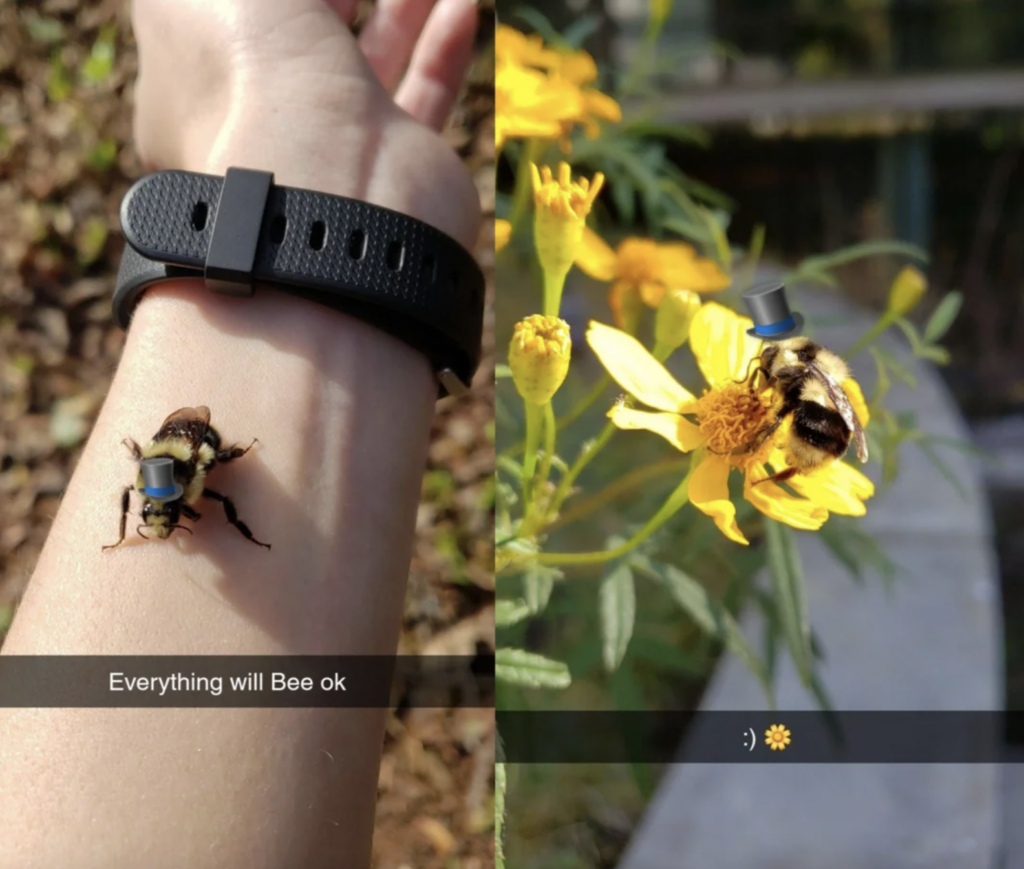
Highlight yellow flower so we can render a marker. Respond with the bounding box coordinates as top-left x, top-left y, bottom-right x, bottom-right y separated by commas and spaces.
496, 219, 511, 253
496, 24, 561, 69
585, 302, 874, 545
510, 314, 572, 405
576, 227, 730, 328
495, 62, 581, 153
887, 265, 927, 317
531, 162, 605, 280
496, 25, 621, 145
